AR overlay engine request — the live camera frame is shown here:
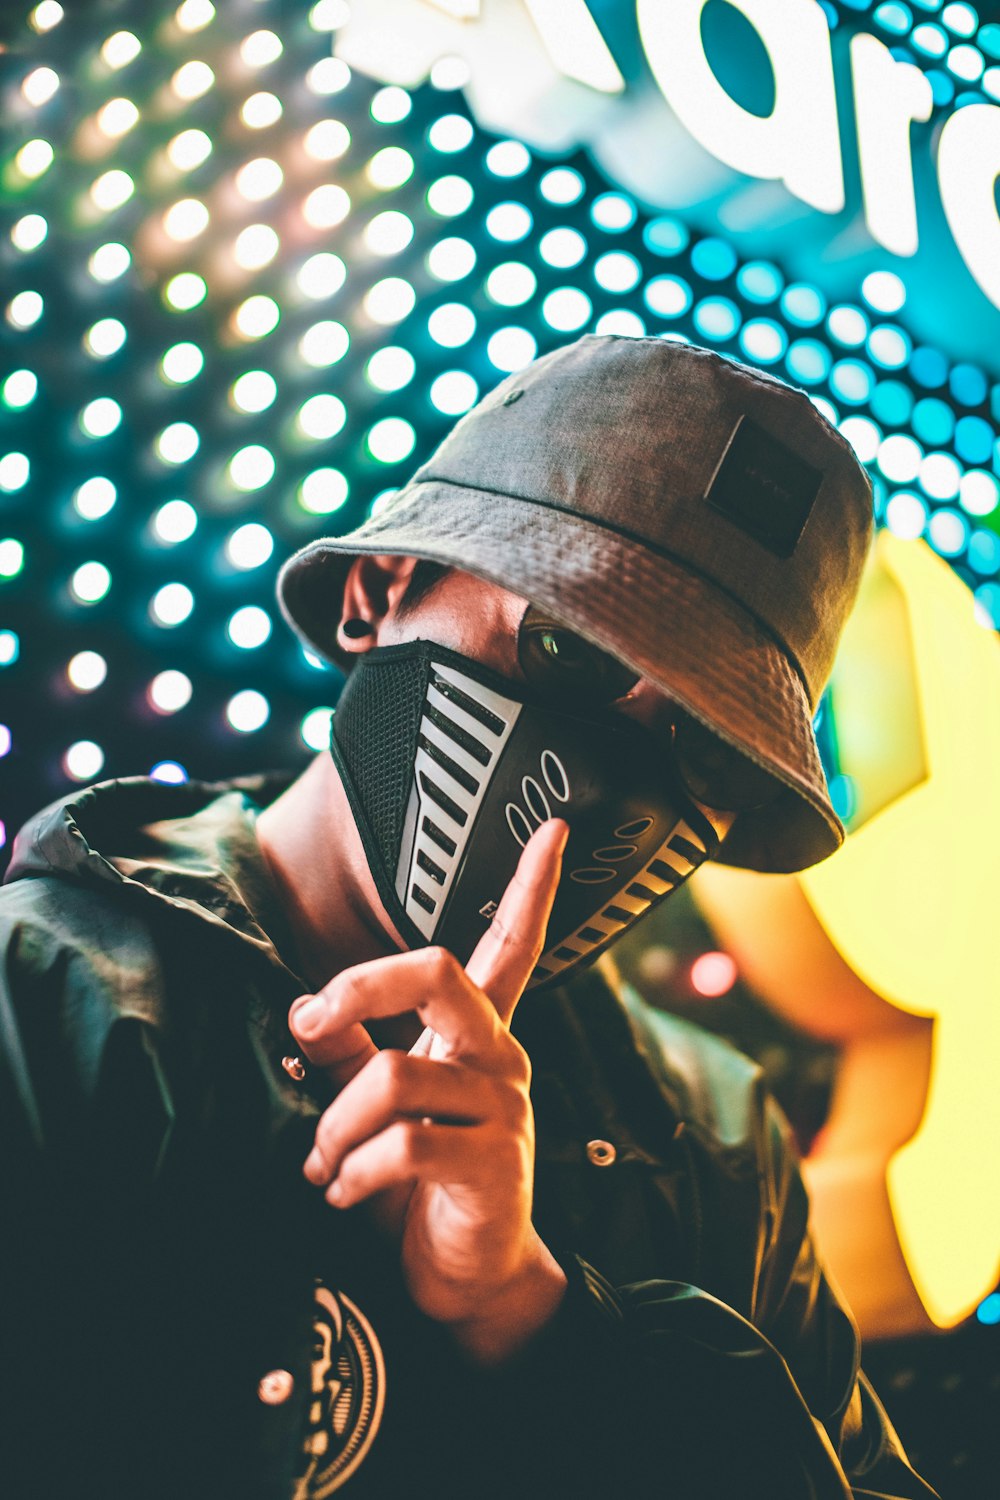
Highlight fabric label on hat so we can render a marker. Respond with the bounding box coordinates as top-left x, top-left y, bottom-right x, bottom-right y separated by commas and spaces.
704, 415, 822, 559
